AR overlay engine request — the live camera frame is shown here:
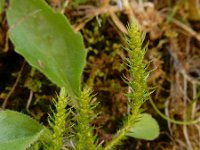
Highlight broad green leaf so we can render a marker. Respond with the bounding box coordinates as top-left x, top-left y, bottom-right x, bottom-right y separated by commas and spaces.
127, 113, 159, 140
7, 0, 87, 98
0, 110, 46, 150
